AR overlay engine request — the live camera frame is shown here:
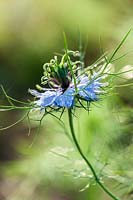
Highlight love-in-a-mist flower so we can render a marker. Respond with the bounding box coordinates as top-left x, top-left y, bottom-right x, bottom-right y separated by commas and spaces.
29, 50, 109, 109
